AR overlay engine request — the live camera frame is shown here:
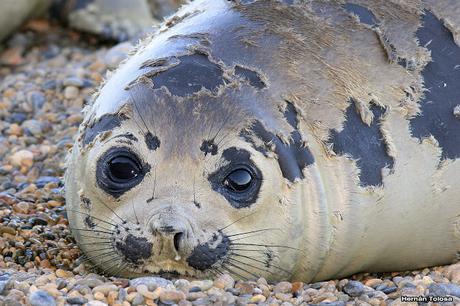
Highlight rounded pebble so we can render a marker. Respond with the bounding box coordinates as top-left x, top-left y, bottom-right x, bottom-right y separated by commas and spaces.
29, 290, 56, 306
